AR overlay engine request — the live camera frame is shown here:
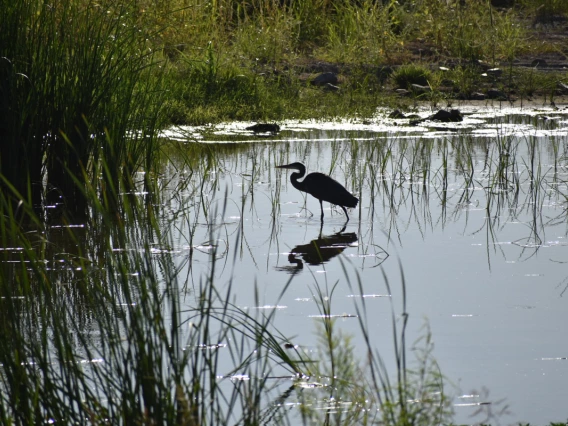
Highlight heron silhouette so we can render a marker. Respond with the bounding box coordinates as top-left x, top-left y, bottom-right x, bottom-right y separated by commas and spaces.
276, 162, 358, 221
